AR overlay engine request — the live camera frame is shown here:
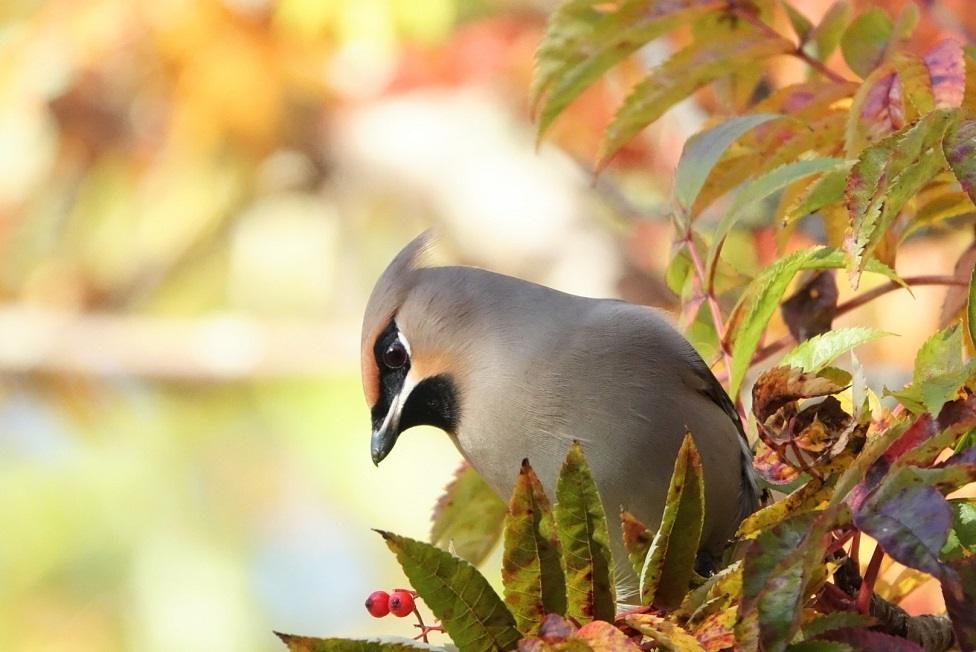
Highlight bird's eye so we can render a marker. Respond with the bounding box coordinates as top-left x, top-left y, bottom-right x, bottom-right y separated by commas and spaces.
383, 340, 408, 369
